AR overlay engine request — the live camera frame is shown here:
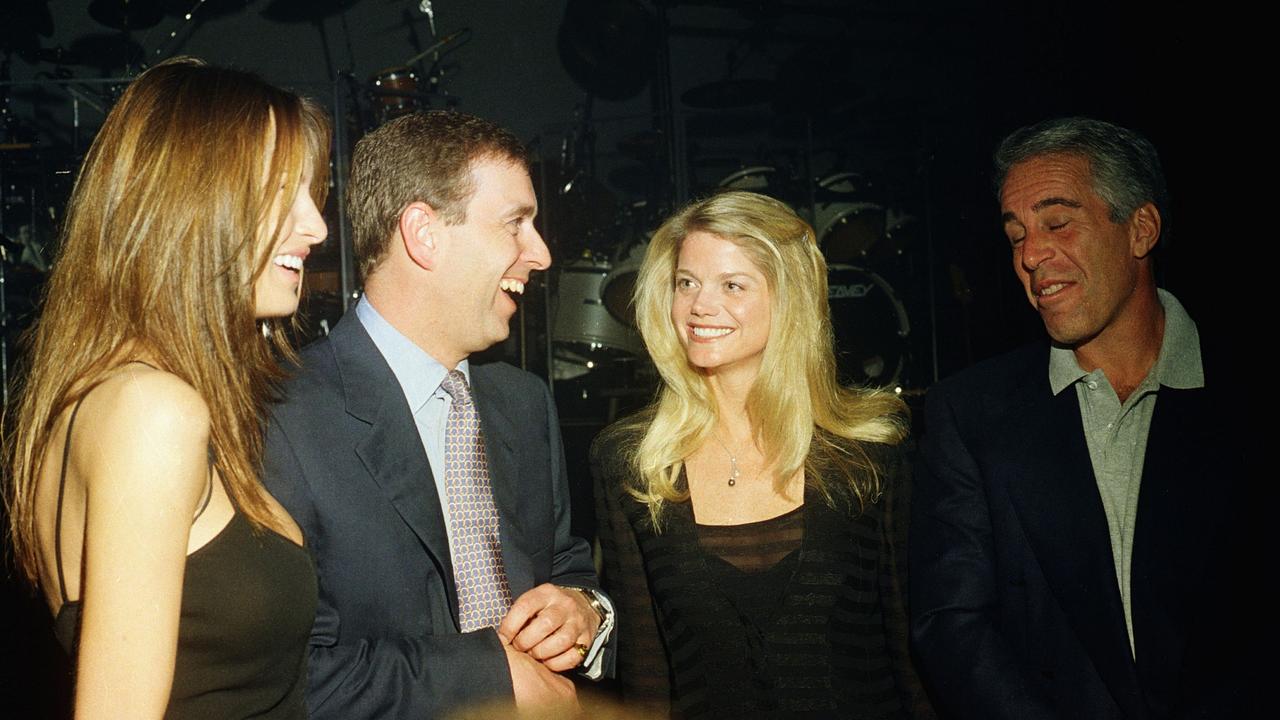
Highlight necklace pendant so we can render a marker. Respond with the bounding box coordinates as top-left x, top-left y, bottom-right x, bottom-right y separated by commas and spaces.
728, 476, 736, 487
